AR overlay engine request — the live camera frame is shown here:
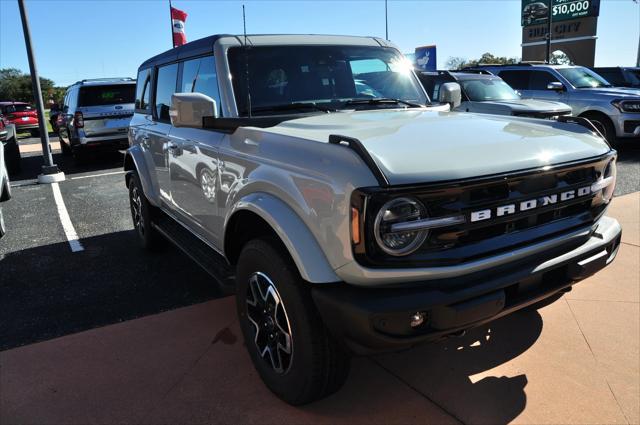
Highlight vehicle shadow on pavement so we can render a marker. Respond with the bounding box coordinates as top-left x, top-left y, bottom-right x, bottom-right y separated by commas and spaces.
0, 230, 227, 351
367, 298, 554, 424
11, 151, 124, 183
